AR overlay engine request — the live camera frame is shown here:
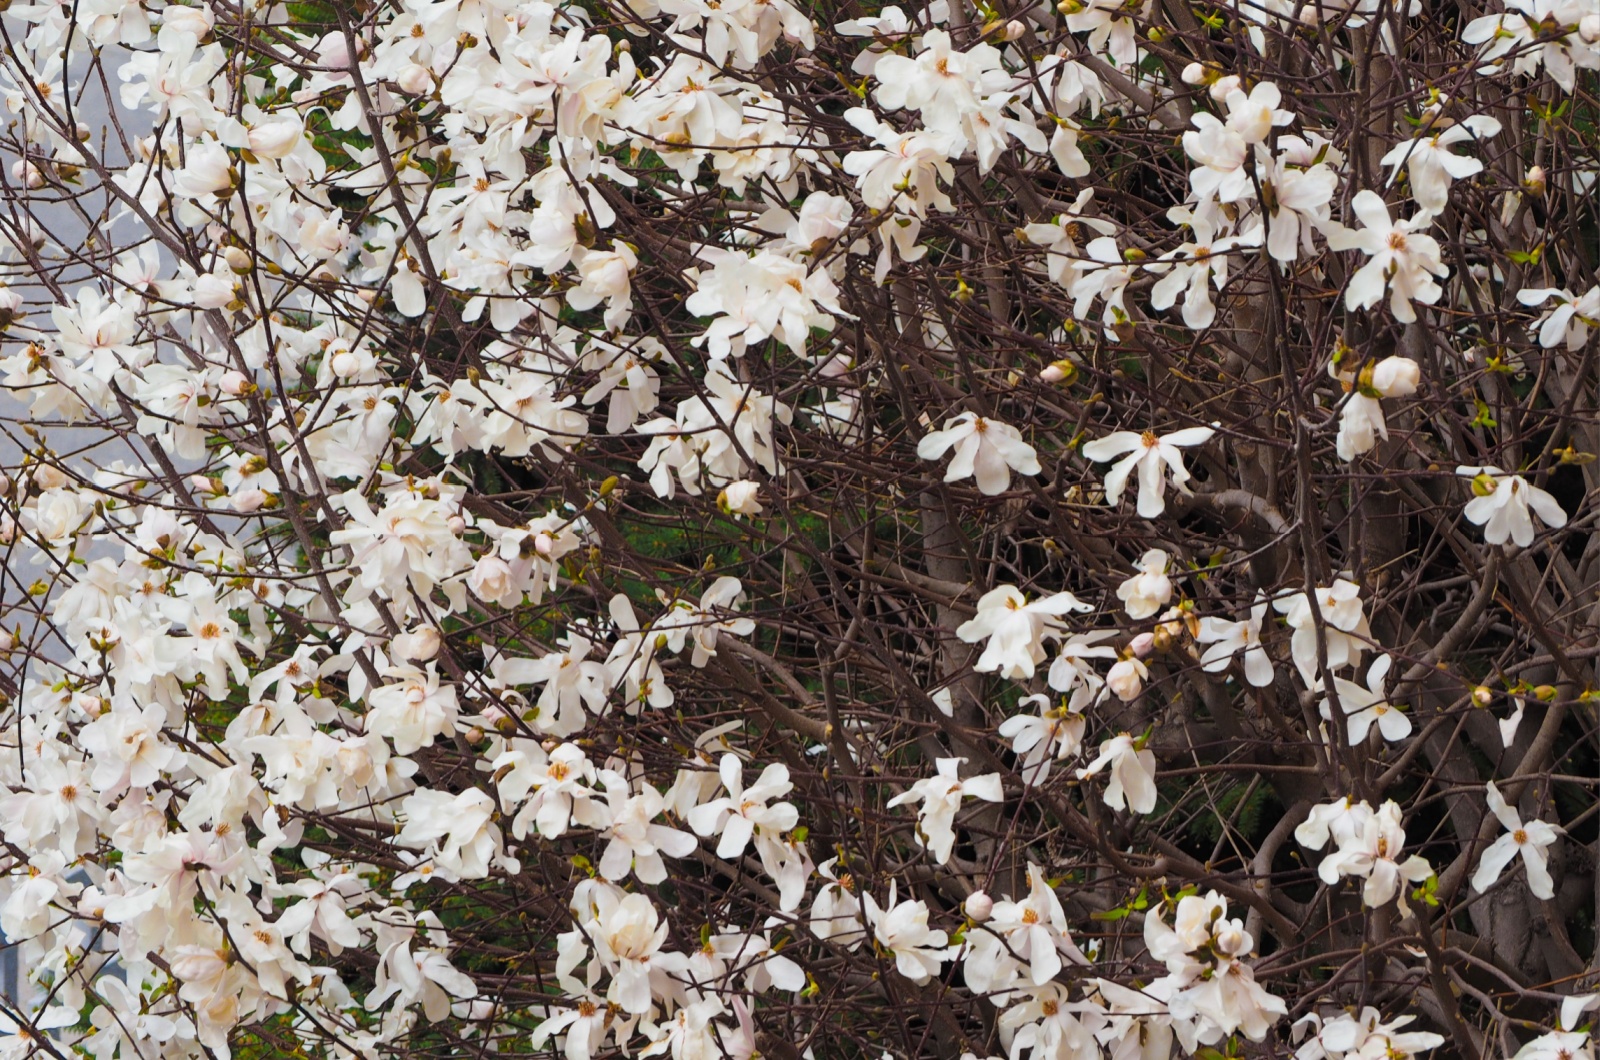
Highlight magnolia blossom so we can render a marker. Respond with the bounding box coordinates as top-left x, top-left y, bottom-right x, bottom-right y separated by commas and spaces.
1274, 579, 1371, 685
1298, 799, 1433, 908
686, 755, 799, 860
1333, 355, 1421, 460
1327, 191, 1447, 323
917, 412, 1042, 495
1457, 466, 1568, 548
1518, 285, 1600, 350
1117, 549, 1173, 620
1077, 734, 1157, 814
886, 757, 1004, 865
999, 693, 1088, 783
956, 585, 1093, 680
1296, 1008, 1445, 1060
1082, 426, 1216, 518
1380, 115, 1501, 211
1320, 655, 1410, 744
863, 884, 950, 985
1471, 781, 1560, 899
1196, 594, 1274, 687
